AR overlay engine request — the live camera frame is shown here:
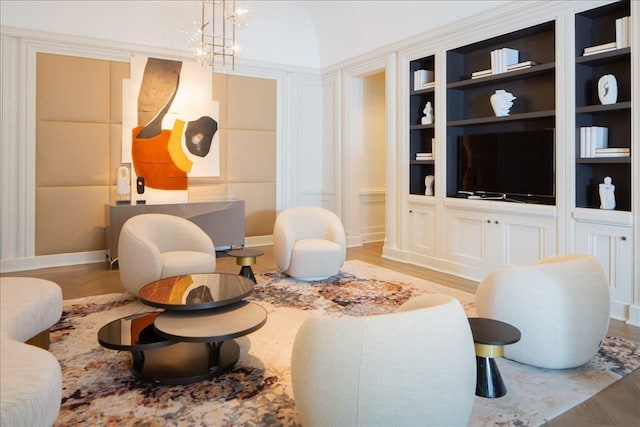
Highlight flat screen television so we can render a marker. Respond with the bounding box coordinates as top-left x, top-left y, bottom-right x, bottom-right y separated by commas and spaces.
457, 129, 555, 203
